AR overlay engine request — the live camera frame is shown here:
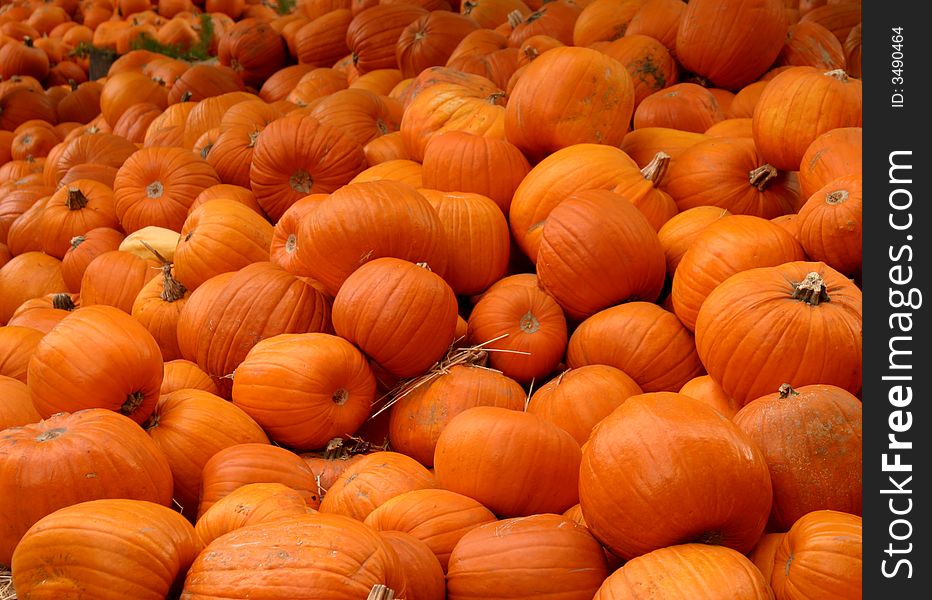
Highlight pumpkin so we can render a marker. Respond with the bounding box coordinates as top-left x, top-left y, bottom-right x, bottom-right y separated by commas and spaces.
332, 257, 458, 378
38, 179, 120, 259
388, 363, 527, 467
504, 46, 634, 162
249, 111, 368, 222
190, 184, 265, 218
656, 206, 731, 278
176, 261, 333, 398
679, 374, 741, 419
319, 451, 437, 521
670, 214, 806, 331
0, 375, 41, 430
160, 359, 220, 397
194, 482, 310, 549
593, 543, 774, 599
749, 532, 786, 584
118, 225, 180, 264
6, 292, 78, 334
258, 63, 317, 102
351, 159, 424, 187
600, 33, 678, 109
446, 513, 608, 599
396, 10, 480, 78
770, 510, 862, 599
798, 126, 861, 200
527, 364, 643, 445
166, 63, 246, 104
466, 274, 567, 384
567, 301, 704, 393
734, 384, 862, 531
379, 531, 446, 600
778, 20, 846, 70
0, 409, 174, 566
269, 193, 328, 275
78, 249, 161, 315
0, 326, 43, 382
294, 9, 353, 68
0, 37, 50, 84
182, 91, 257, 151
181, 512, 407, 598
172, 199, 274, 291
0, 251, 67, 324
130, 257, 189, 362
111, 102, 164, 144
11, 498, 199, 600
217, 18, 288, 89
843, 22, 861, 78
307, 88, 403, 148
675, 0, 789, 90
633, 82, 725, 134
579, 392, 773, 560
231, 333, 376, 451
752, 66, 862, 171
347, 3, 430, 74
695, 261, 862, 405
434, 406, 581, 517
536, 189, 666, 320
796, 174, 862, 277
662, 136, 801, 218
